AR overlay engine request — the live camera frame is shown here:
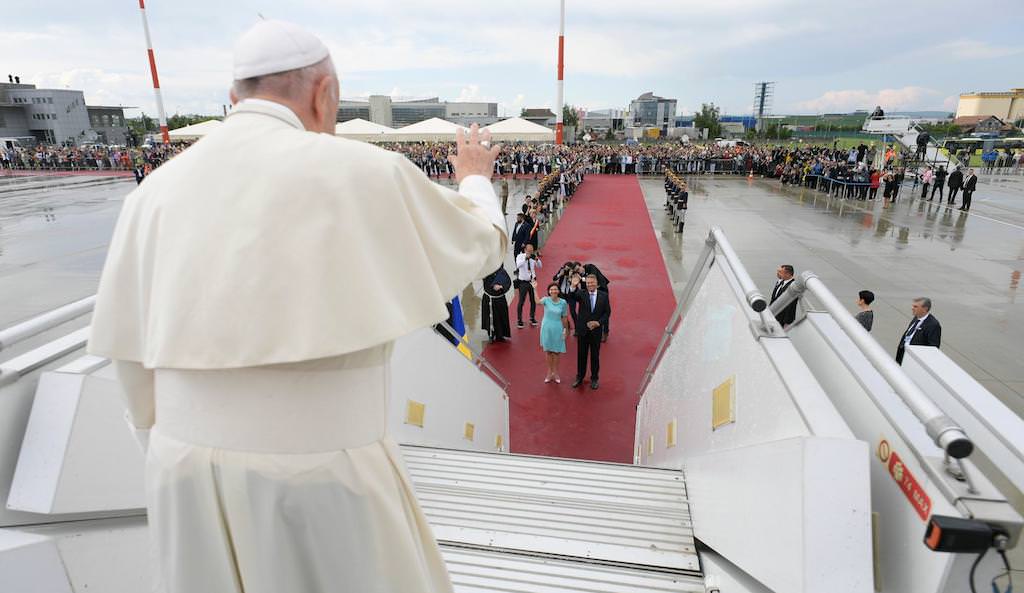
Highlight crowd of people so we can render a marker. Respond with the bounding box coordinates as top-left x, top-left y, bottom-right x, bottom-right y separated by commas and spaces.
0, 143, 186, 173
